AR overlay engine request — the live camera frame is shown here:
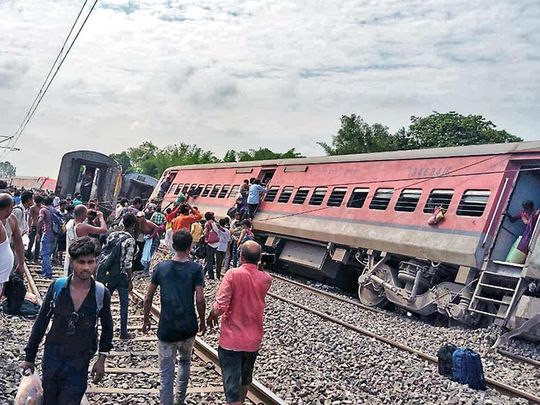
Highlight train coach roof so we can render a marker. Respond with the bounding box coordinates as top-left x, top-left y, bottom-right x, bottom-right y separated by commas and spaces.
166, 141, 540, 171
